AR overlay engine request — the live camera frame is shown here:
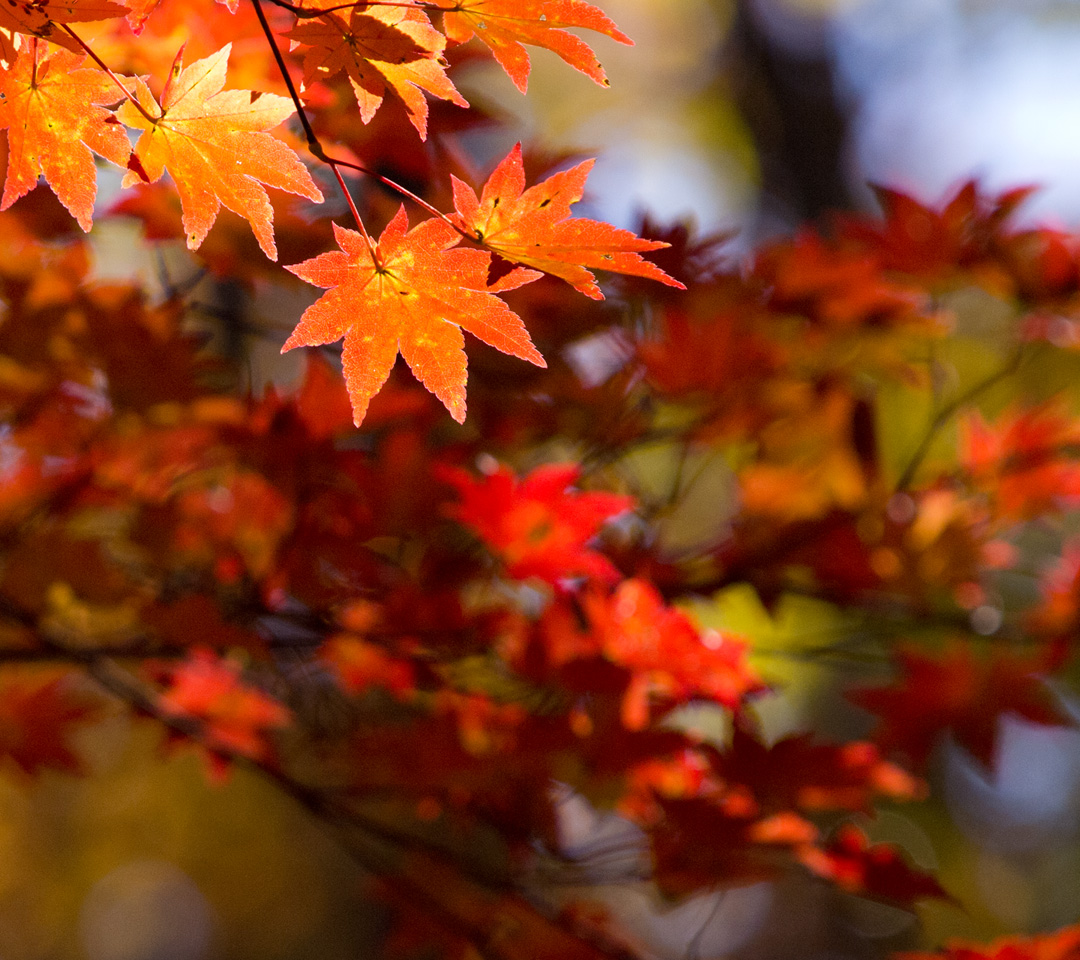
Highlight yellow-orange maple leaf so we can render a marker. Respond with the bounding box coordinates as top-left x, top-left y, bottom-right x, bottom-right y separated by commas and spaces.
438, 0, 632, 93
452, 143, 684, 299
0, 0, 128, 52
281, 207, 544, 425
117, 44, 323, 259
0, 48, 132, 230
289, 4, 466, 140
